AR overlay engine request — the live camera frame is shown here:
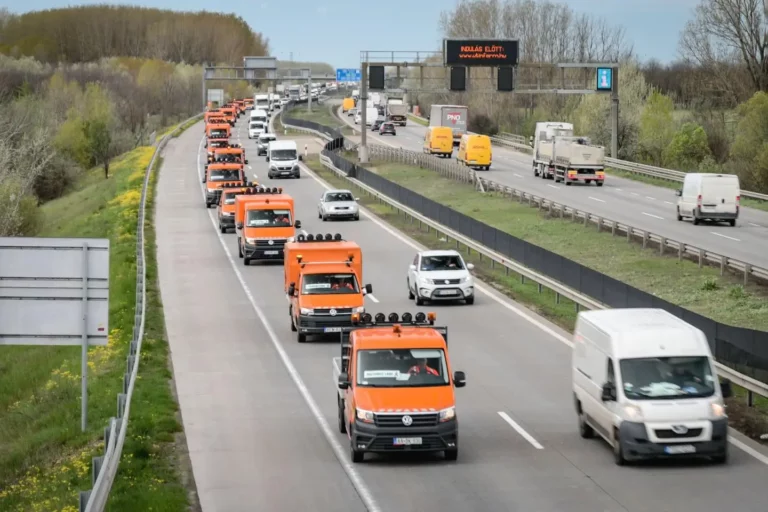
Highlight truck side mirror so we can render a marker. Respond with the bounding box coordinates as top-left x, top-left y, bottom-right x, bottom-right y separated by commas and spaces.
675, 189, 682, 197
364, 284, 373, 294
245, 159, 249, 164
236, 222, 243, 230
299, 155, 303, 161
294, 220, 302, 229
528, 135, 534, 147
409, 264, 416, 271
338, 372, 350, 389
266, 156, 270, 162
601, 382, 616, 402
288, 283, 295, 296
720, 379, 733, 398
453, 371, 466, 388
